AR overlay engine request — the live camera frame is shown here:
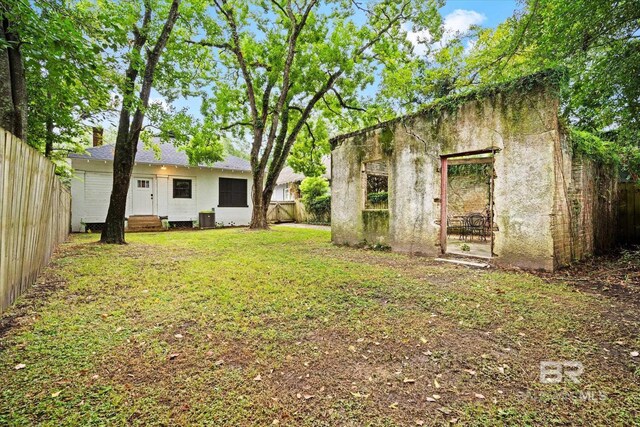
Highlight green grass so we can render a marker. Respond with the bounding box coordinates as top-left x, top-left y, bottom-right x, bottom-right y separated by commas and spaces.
0, 227, 638, 426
